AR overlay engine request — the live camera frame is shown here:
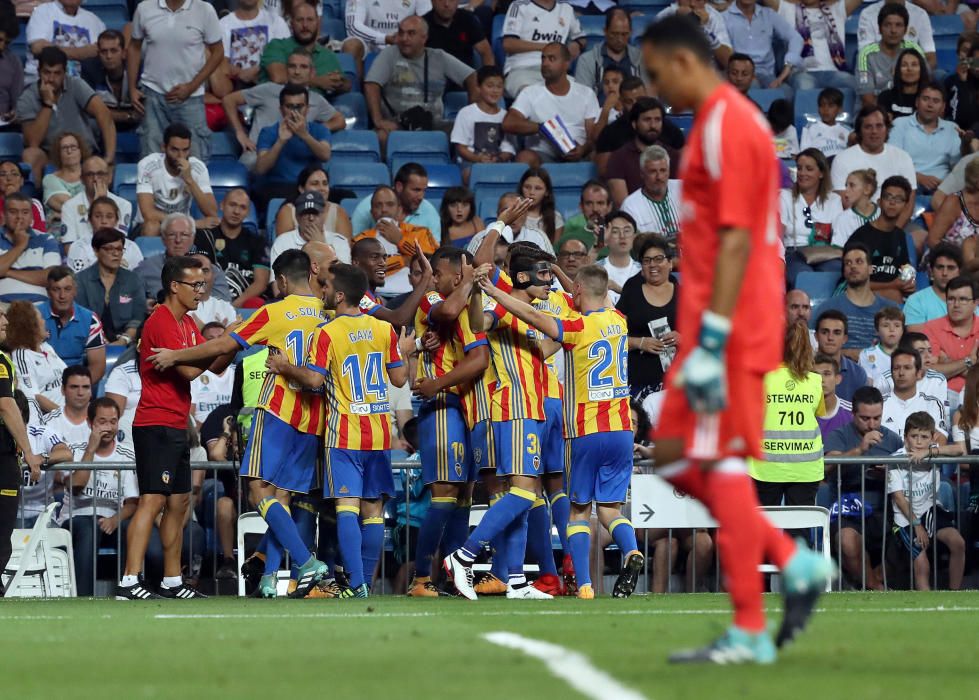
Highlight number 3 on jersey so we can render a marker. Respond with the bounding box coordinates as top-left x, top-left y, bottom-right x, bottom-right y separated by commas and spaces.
586, 336, 628, 401
342, 352, 389, 414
